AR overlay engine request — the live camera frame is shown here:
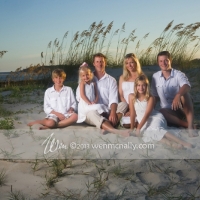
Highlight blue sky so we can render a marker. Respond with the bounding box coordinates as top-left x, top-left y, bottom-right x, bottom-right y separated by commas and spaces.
0, 0, 200, 72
